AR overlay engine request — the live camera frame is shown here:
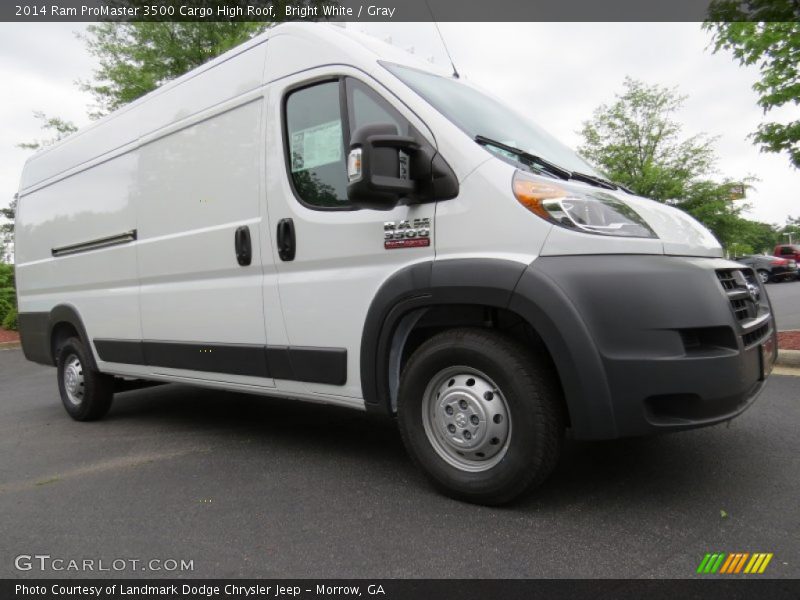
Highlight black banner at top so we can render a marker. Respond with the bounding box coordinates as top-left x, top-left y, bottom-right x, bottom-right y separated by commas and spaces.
2, 0, 799, 23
